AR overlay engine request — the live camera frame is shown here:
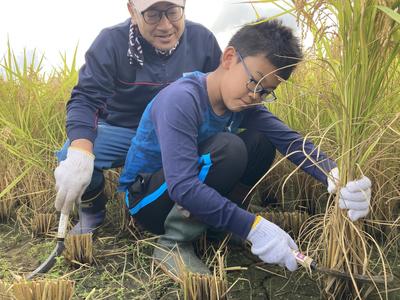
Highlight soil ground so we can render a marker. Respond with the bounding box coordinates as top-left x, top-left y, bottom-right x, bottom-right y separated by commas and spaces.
1, 216, 399, 299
